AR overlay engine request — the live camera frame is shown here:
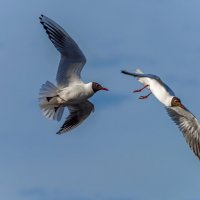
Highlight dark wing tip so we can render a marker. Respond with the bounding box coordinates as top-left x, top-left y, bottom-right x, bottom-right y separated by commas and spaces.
56, 128, 66, 134
39, 14, 43, 21
56, 131, 62, 135
121, 70, 127, 74
121, 70, 135, 76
